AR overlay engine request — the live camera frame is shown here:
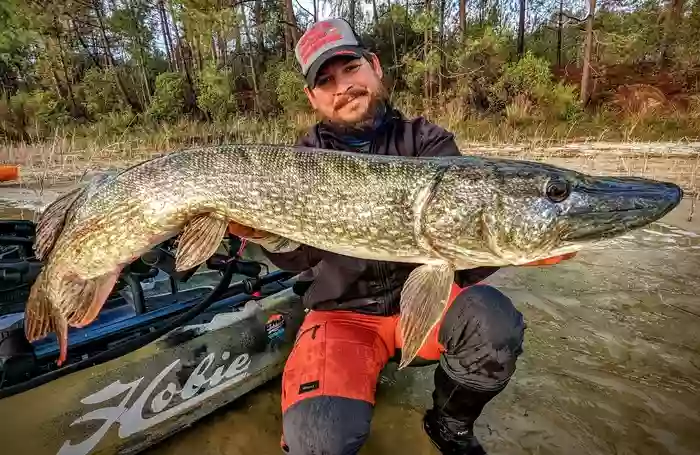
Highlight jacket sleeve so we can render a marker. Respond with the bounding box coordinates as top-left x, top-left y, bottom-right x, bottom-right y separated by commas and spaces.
294, 127, 319, 148
259, 128, 326, 272
454, 267, 501, 287
260, 244, 325, 273
415, 118, 462, 158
